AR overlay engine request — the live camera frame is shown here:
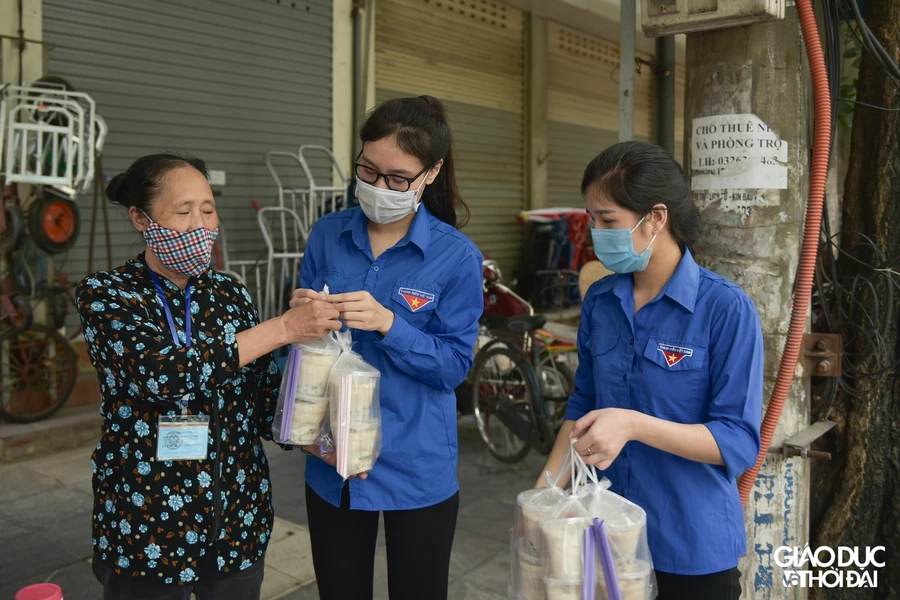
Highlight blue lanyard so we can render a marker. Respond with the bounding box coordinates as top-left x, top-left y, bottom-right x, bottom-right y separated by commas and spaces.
147, 268, 192, 349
